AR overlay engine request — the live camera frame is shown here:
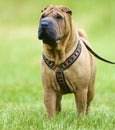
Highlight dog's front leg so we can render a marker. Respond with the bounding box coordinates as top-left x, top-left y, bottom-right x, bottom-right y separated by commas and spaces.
74, 88, 88, 117
44, 88, 57, 119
